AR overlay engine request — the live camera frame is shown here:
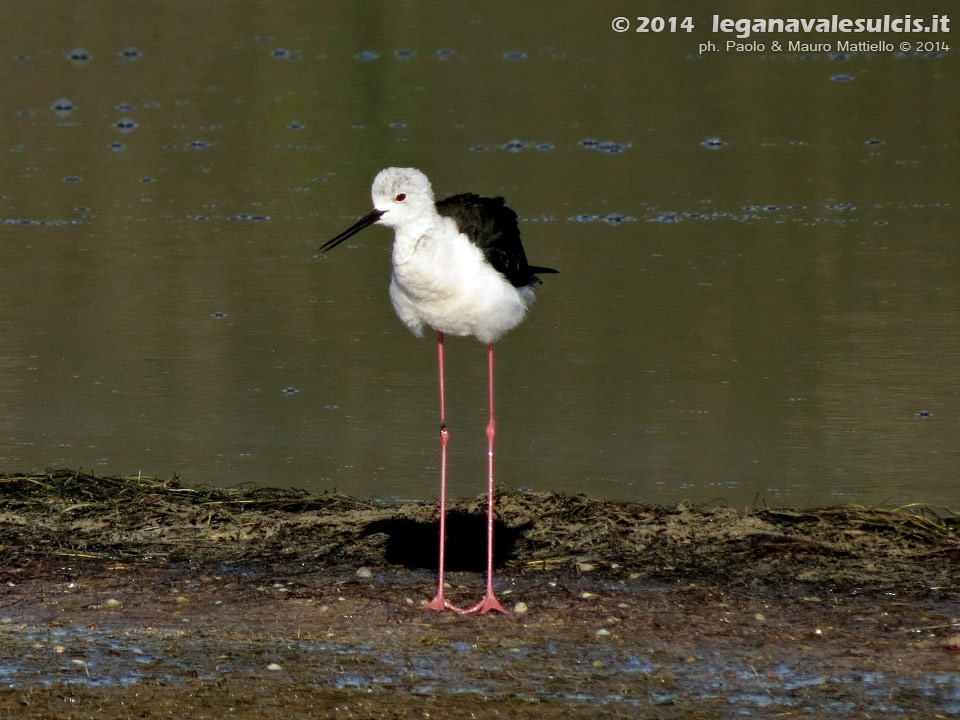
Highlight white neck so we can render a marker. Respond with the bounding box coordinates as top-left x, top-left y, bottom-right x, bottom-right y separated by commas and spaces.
390, 212, 446, 266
